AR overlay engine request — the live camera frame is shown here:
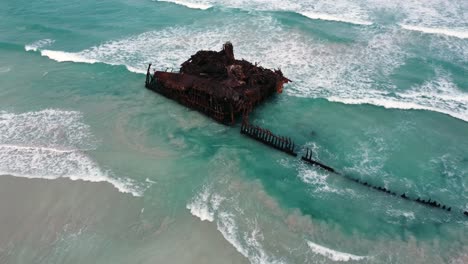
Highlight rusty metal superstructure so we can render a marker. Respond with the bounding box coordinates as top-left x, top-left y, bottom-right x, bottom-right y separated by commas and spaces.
145, 42, 290, 125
